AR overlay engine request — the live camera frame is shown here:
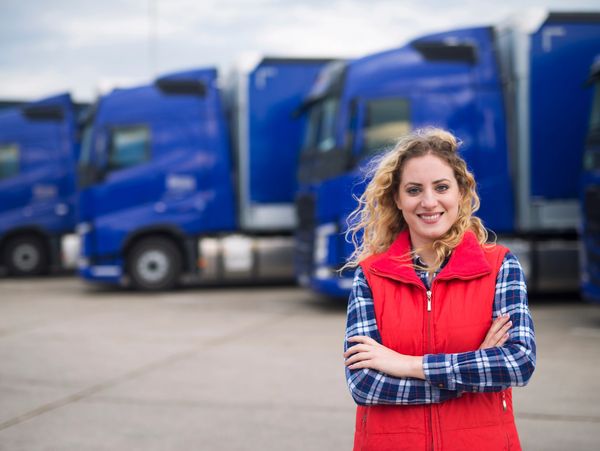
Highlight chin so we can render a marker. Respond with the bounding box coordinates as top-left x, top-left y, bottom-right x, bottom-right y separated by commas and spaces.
425, 228, 451, 241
